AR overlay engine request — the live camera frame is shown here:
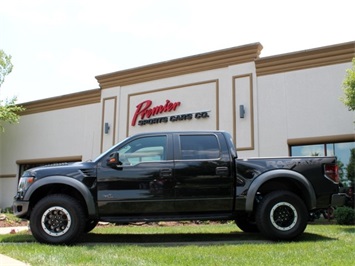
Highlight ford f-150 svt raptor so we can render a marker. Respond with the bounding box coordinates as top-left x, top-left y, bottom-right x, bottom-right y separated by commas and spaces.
13, 131, 346, 244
